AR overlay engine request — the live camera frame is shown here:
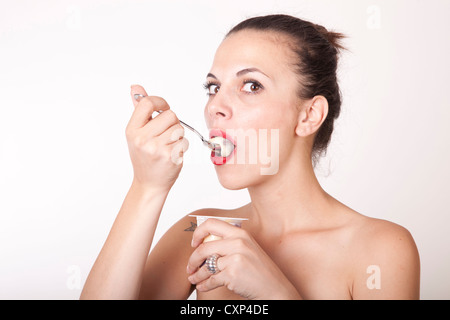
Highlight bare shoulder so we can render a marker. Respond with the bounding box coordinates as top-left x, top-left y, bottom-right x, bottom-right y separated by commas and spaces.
351, 215, 419, 259
347, 213, 420, 299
